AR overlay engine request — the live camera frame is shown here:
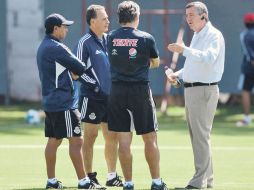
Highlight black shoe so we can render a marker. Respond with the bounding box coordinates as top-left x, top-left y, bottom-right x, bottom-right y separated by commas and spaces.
106, 174, 123, 187
207, 184, 213, 189
123, 184, 134, 190
185, 185, 199, 189
151, 181, 169, 190
46, 180, 63, 189
88, 172, 101, 185
78, 180, 106, 189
